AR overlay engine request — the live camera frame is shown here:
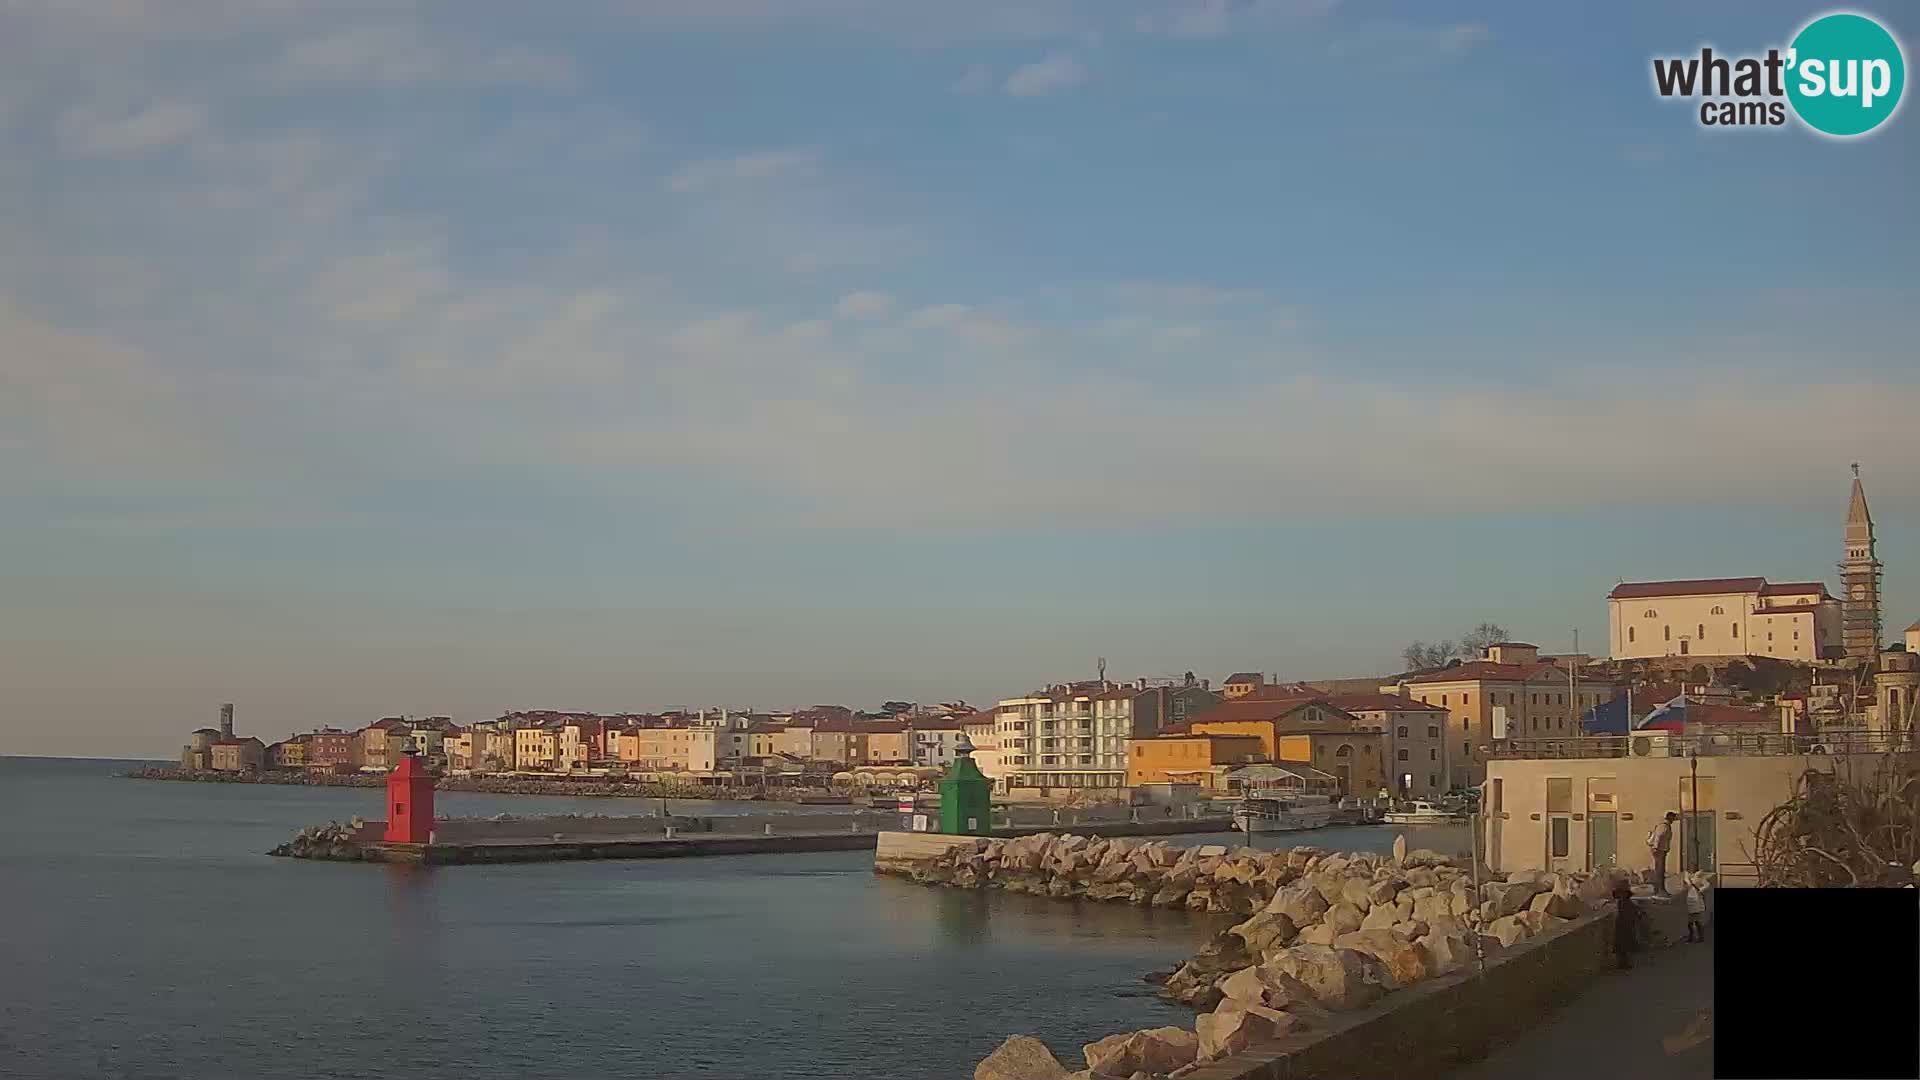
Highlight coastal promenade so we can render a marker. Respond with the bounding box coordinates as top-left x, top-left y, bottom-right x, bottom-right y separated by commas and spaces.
1442, 938, 1714, 1080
